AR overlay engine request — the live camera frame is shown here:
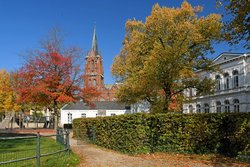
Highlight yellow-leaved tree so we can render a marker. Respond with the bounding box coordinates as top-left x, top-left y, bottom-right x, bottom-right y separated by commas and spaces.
111, 1, 223, 112
0, 69, 21, 114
